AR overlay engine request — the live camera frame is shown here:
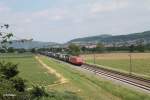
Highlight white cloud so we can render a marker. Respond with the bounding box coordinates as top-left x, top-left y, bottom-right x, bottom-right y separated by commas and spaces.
89, 0, 129, 14
0, 0, 150, 43
23, 18, 32, 23
145, 0, 150, 10
33, 9, 49, 18
32, 8, 68, 21
0, 3, 10, 12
